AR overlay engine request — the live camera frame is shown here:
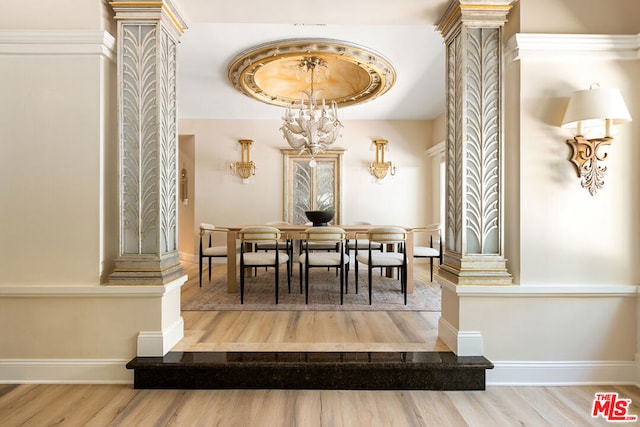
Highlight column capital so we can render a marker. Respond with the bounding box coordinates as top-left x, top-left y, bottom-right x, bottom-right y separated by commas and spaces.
109, 0, 188, 37
437, 0, 514, 39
